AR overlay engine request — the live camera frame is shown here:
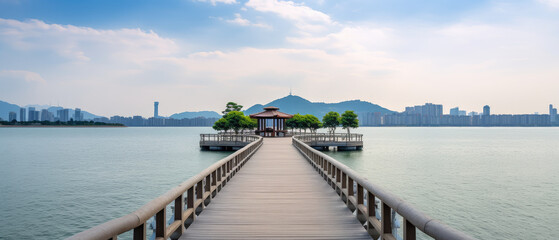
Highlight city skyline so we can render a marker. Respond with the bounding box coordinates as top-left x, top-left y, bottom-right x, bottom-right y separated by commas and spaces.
1, 0, 559, 116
